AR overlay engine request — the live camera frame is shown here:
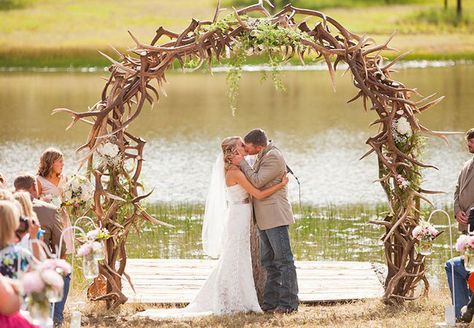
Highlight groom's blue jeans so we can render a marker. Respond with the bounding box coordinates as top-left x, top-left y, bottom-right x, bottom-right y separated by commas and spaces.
445, 256, 471, 318
259, 225, 299, 309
